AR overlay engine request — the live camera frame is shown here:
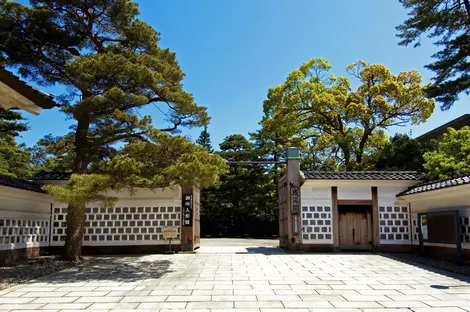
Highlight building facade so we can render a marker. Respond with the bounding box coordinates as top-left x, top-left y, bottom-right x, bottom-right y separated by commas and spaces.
280, 148, 470, 261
